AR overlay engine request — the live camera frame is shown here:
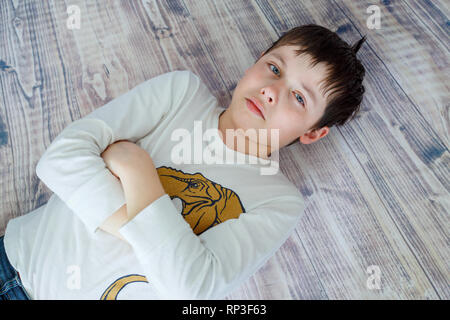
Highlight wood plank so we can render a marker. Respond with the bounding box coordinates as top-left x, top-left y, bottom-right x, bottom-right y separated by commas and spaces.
257, 0, 448, 298
0, 0, 57, 234
337, 0, 449, 146
179, 0, 328, 299
402, 0, 450, 51
182, 2, 446, 297
181, 2, 420, 298
0, 0, 447, 300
